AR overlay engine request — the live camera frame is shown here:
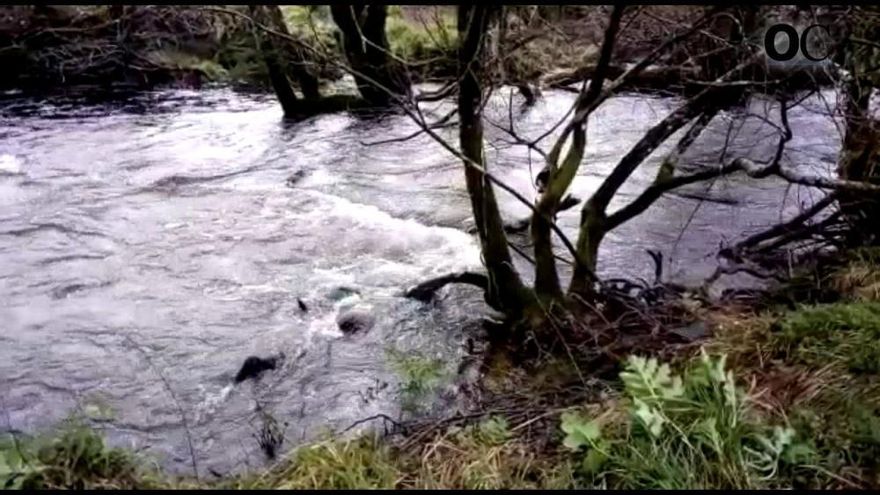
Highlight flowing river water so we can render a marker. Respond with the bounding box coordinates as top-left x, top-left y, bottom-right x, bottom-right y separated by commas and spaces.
0, 86, 840, 475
